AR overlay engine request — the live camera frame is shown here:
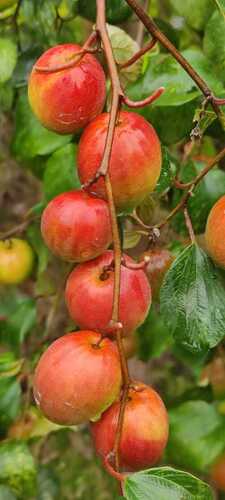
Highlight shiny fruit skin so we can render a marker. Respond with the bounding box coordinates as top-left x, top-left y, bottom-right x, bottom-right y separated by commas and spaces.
78, 111, 162, 212
91, 382, 169, 472
28, 44, 106, 134
0, 238, 34, 285
41, 190, 112, 263
78, 0, 132, 23
33, 331, 122, 425
205, 195, 225, 269
143, 248, 174, 300
211, 454, 225, 491
65, 251, 151, 337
